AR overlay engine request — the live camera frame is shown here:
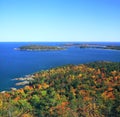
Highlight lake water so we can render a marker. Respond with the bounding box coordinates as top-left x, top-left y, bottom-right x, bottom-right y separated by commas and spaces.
0, 42, 120, 91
